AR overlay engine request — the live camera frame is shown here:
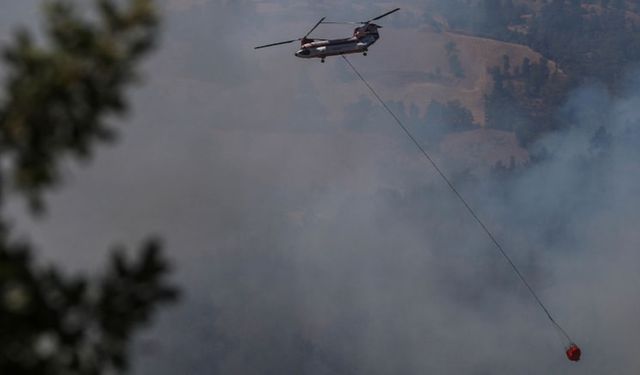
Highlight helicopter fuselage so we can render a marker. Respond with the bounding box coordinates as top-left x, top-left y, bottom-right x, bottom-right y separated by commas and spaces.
295, 27, 380, 61
254, 8, 400, 62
